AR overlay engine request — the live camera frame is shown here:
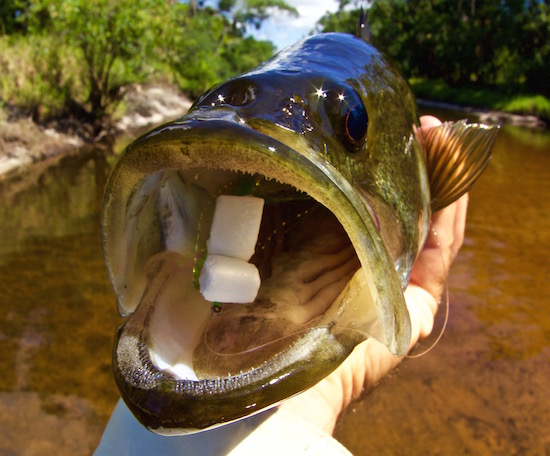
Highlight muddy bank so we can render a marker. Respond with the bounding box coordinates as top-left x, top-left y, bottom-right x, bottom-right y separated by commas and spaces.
0, 84, 192, 177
